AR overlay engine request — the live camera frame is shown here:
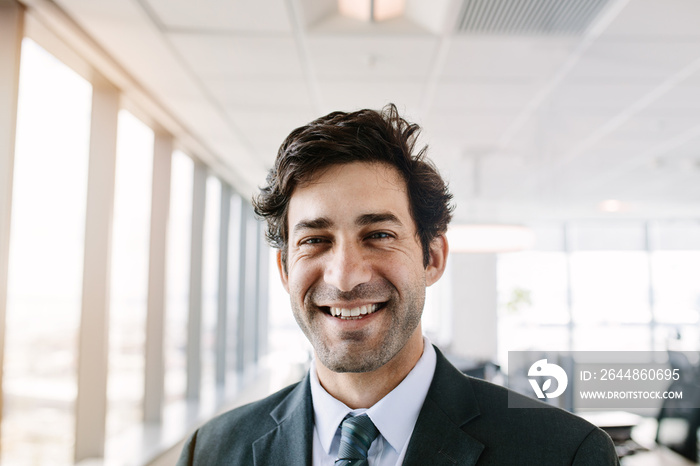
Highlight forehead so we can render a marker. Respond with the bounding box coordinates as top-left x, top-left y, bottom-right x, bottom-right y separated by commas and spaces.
287, 162, 411, 228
